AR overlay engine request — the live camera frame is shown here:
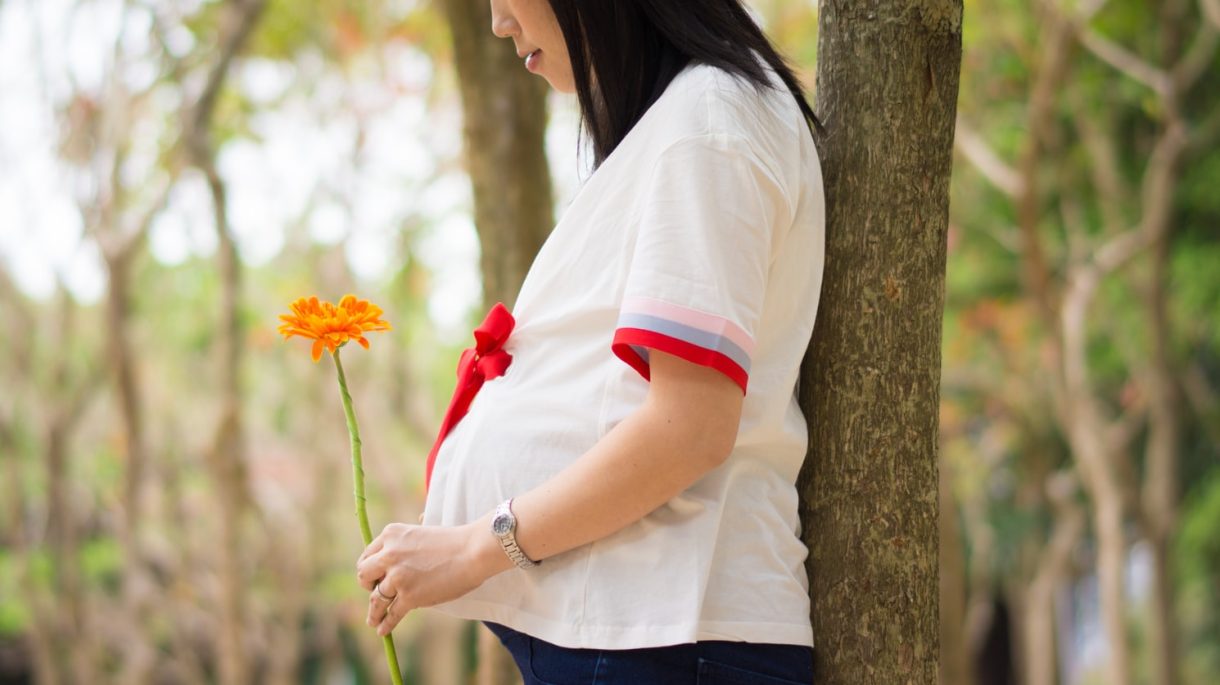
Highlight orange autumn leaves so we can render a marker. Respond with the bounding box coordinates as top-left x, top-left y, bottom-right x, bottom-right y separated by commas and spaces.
278, 295, 392, 361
